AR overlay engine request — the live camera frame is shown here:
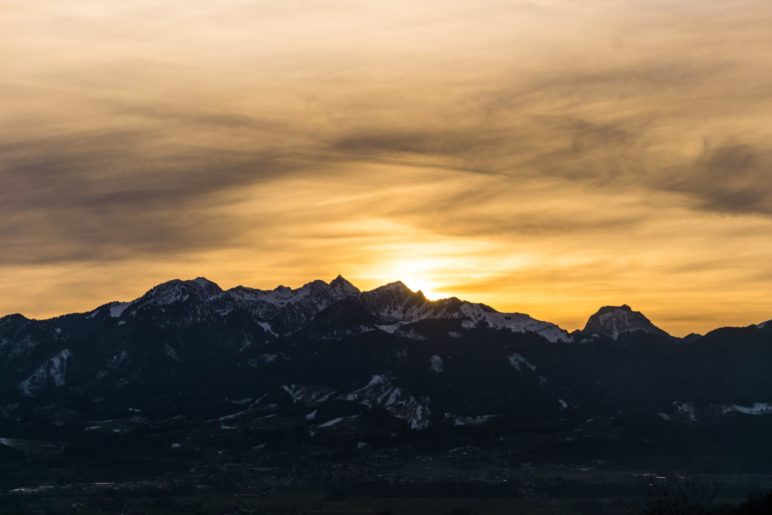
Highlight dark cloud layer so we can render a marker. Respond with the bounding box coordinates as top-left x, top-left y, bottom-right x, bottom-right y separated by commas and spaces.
2, 0, 772, 333
673, 143, 772, 215
0, 127, 297, 263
